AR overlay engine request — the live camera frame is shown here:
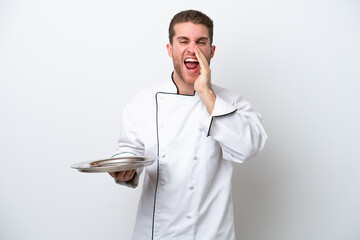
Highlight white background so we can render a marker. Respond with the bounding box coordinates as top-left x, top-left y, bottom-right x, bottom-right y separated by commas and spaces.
1, 0, 359, 239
